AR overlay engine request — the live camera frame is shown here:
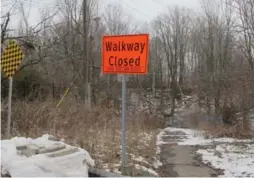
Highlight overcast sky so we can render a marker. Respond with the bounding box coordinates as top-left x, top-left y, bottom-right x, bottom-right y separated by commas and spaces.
1, 0, 200, 31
